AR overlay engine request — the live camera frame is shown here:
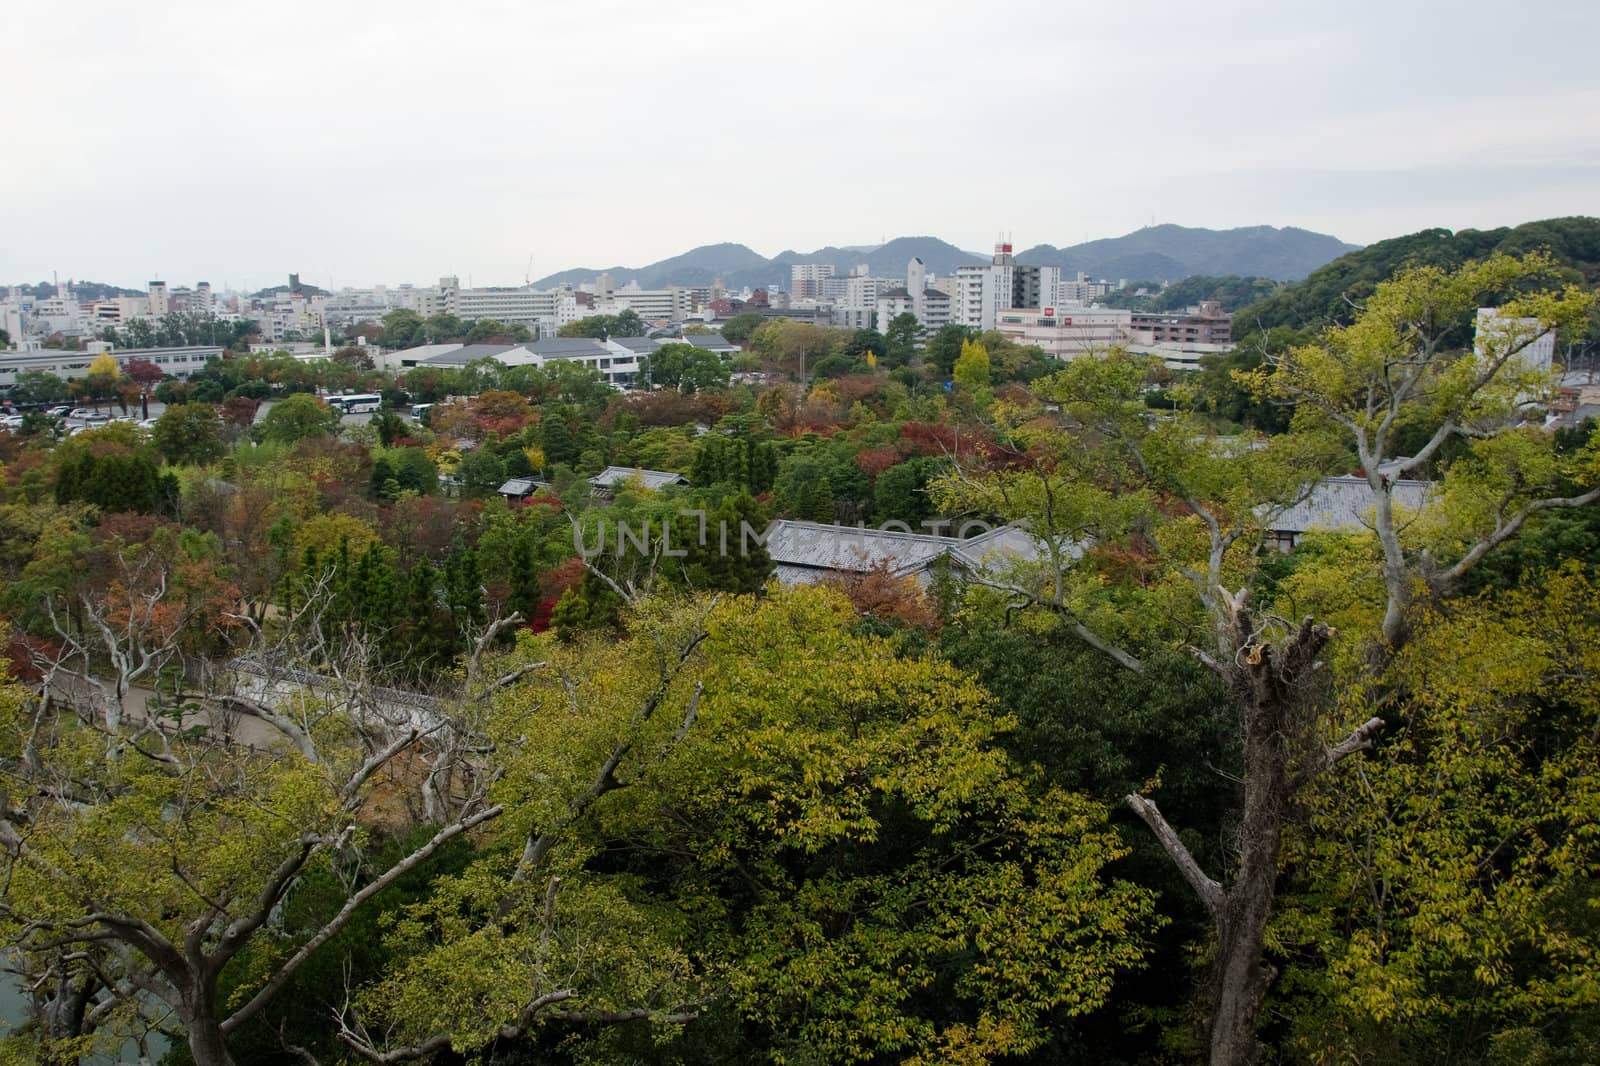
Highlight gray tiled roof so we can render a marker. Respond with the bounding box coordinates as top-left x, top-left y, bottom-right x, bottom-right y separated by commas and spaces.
1268, 476, 1434, 535
608, 336, 661, 354
418, 344, 517, 366
528, 337, 610, 357
683, 333, 736, 349
588, 466, 689, 490
765, 520, 1046, 581
497, 478, 550, 497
